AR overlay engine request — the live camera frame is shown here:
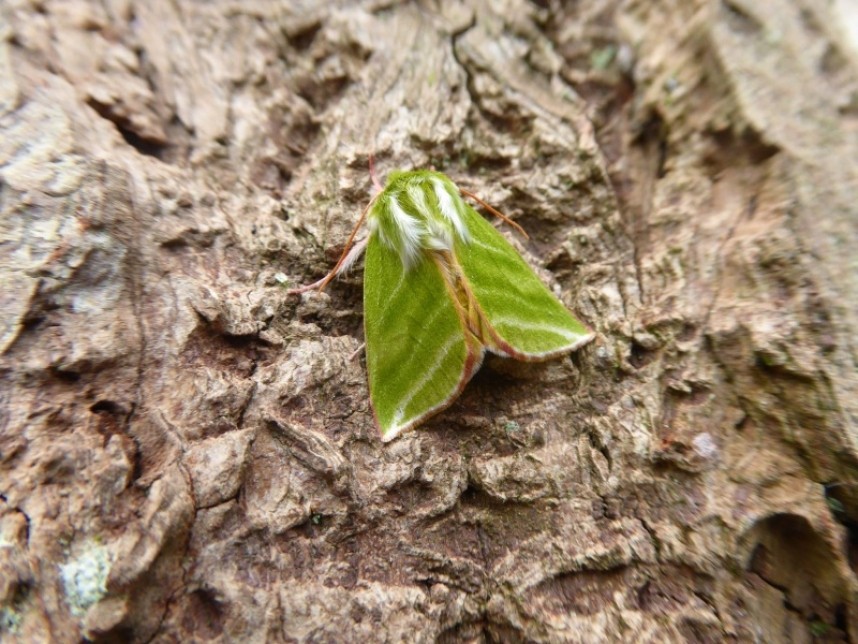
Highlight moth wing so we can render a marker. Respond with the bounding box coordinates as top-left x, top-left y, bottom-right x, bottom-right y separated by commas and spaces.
456, 206, 594, 359
363, 235, 480, 441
